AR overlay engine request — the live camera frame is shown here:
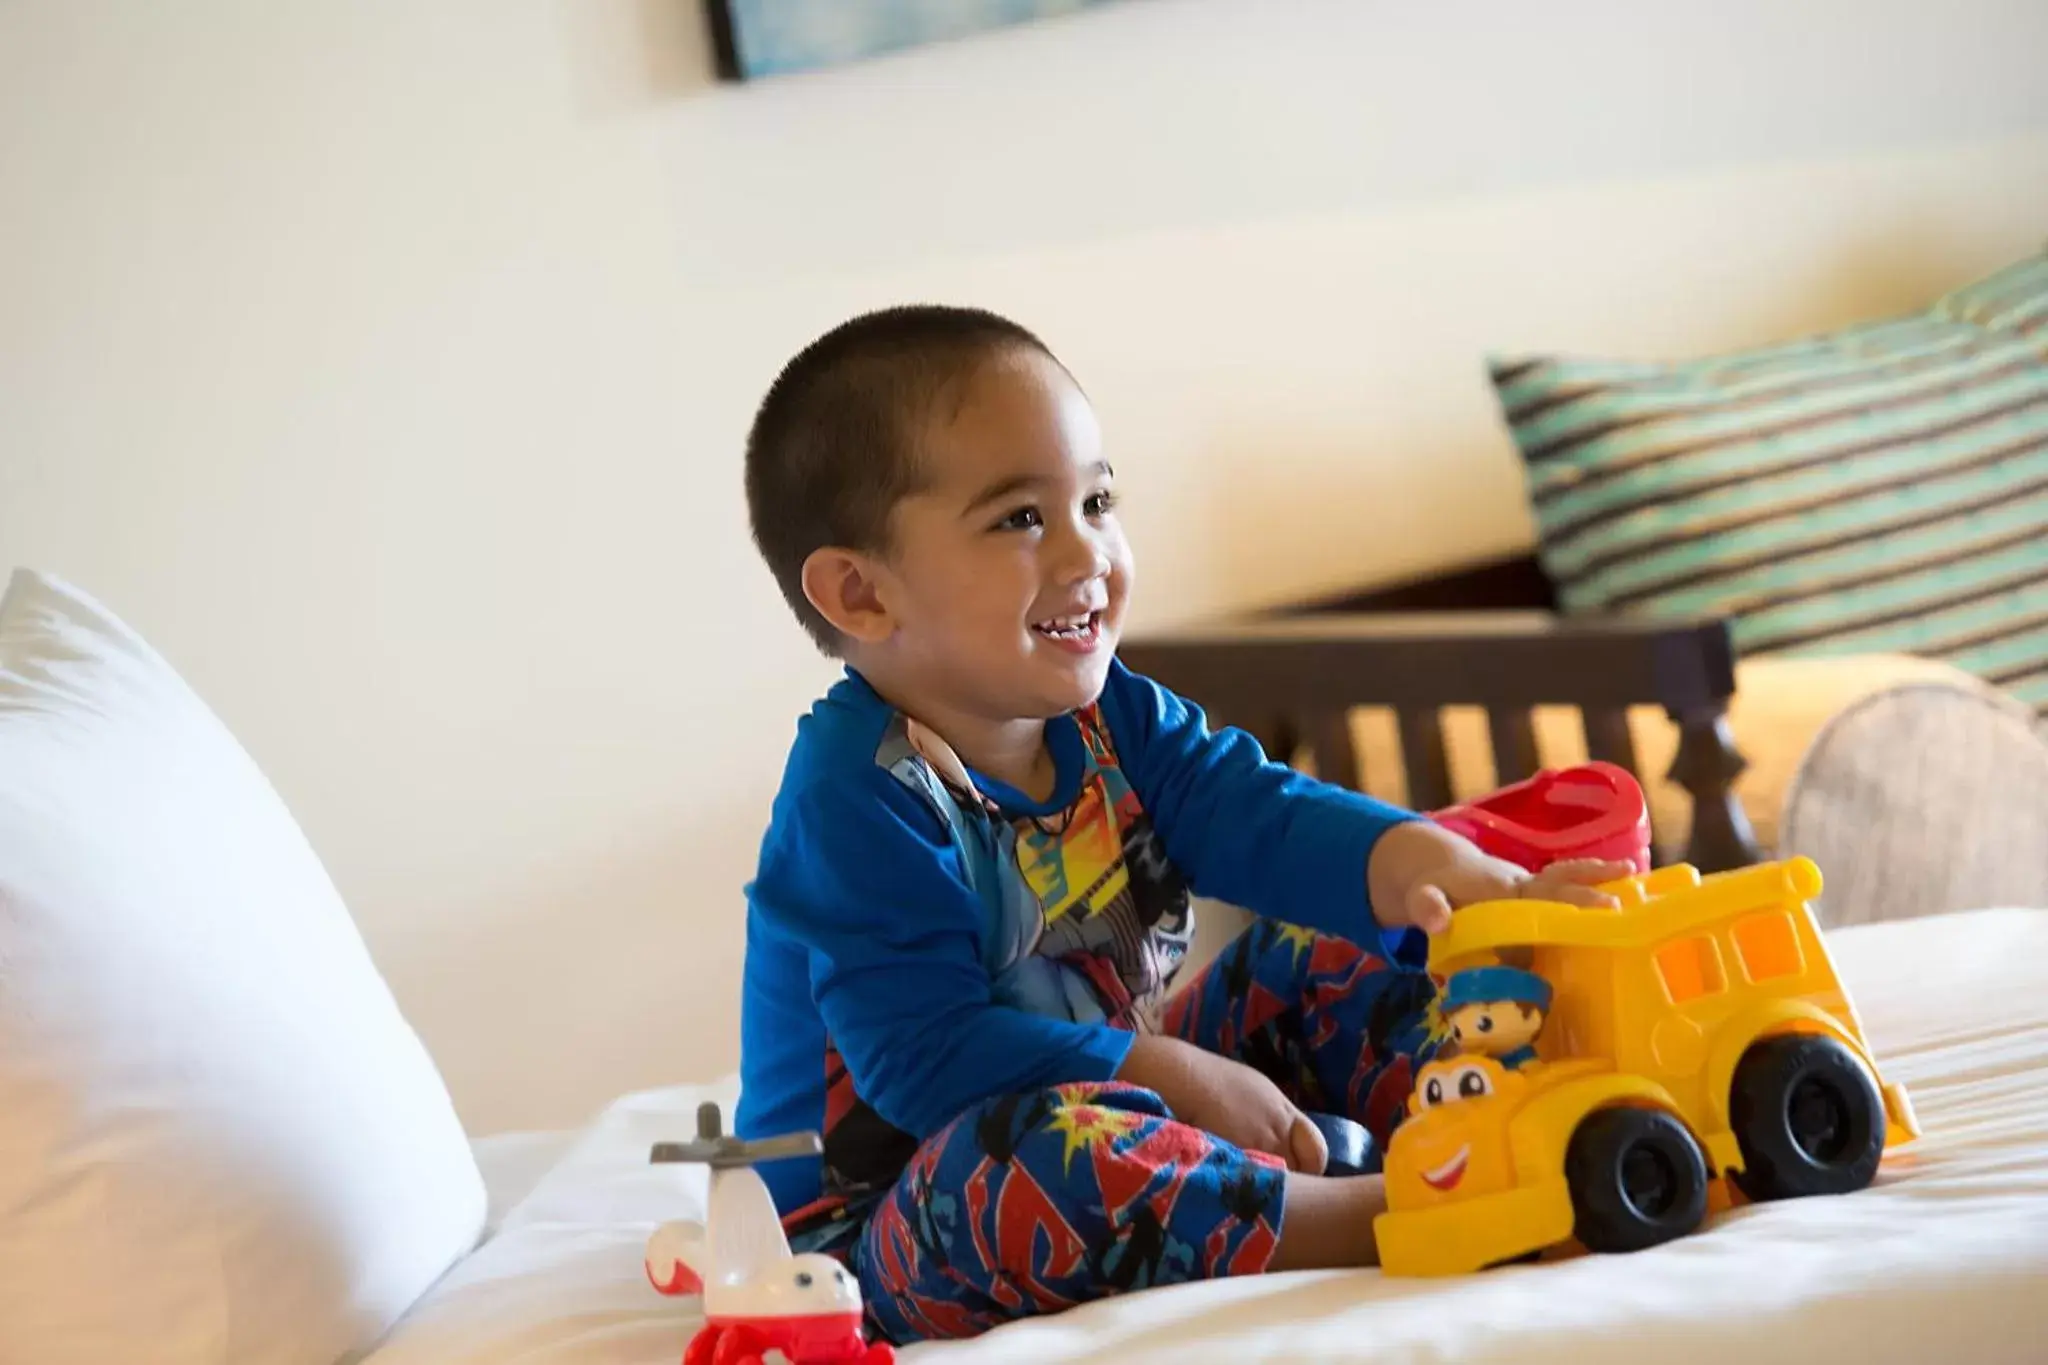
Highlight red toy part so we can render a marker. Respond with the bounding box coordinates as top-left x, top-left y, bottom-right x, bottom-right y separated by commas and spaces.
1429, 761, 1651, 875
684, 1313, 895, 1365
648, 1258, 702, 1296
